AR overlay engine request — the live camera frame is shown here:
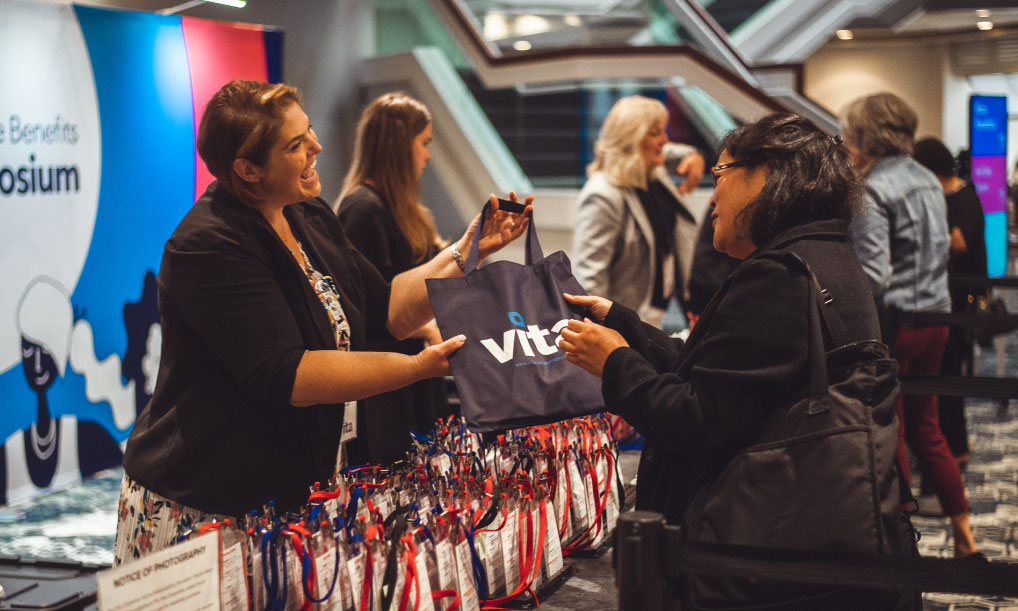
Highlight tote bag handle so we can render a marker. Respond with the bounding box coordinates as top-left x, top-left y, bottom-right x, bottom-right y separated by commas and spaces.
464, 198, 542, 273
